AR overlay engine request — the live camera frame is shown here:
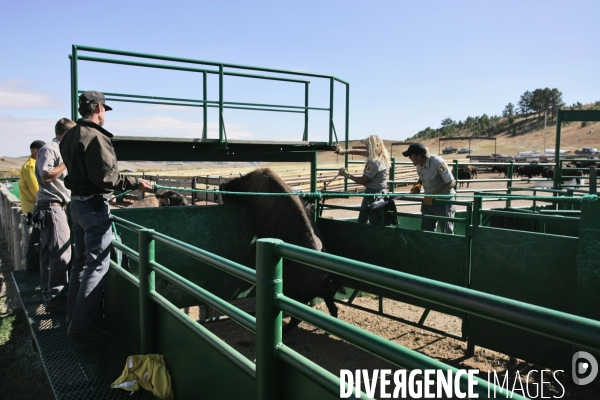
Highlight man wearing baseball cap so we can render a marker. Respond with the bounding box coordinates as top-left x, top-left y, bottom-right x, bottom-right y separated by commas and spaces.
60, 90, 153, 341
403, 142, 456, 234
19, 140, 45, 273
